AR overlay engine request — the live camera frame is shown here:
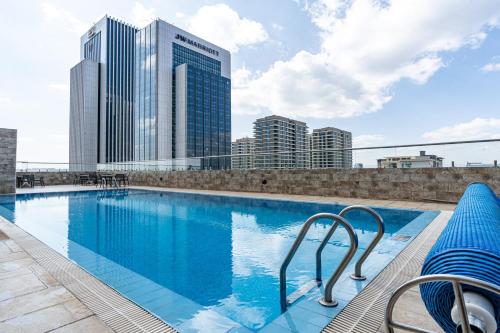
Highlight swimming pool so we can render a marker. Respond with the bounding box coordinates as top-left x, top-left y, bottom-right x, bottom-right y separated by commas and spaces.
0, 189, 438, 332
